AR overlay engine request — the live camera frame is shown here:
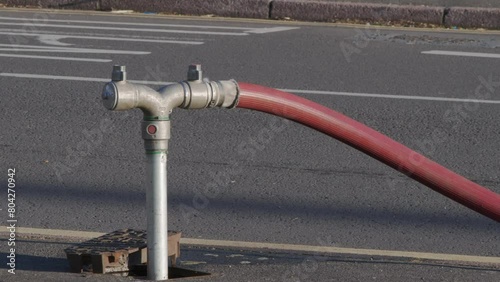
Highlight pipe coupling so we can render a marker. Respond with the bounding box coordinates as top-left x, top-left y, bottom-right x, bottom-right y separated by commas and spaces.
142, 120, 170, 151
180, 79, 239, 109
